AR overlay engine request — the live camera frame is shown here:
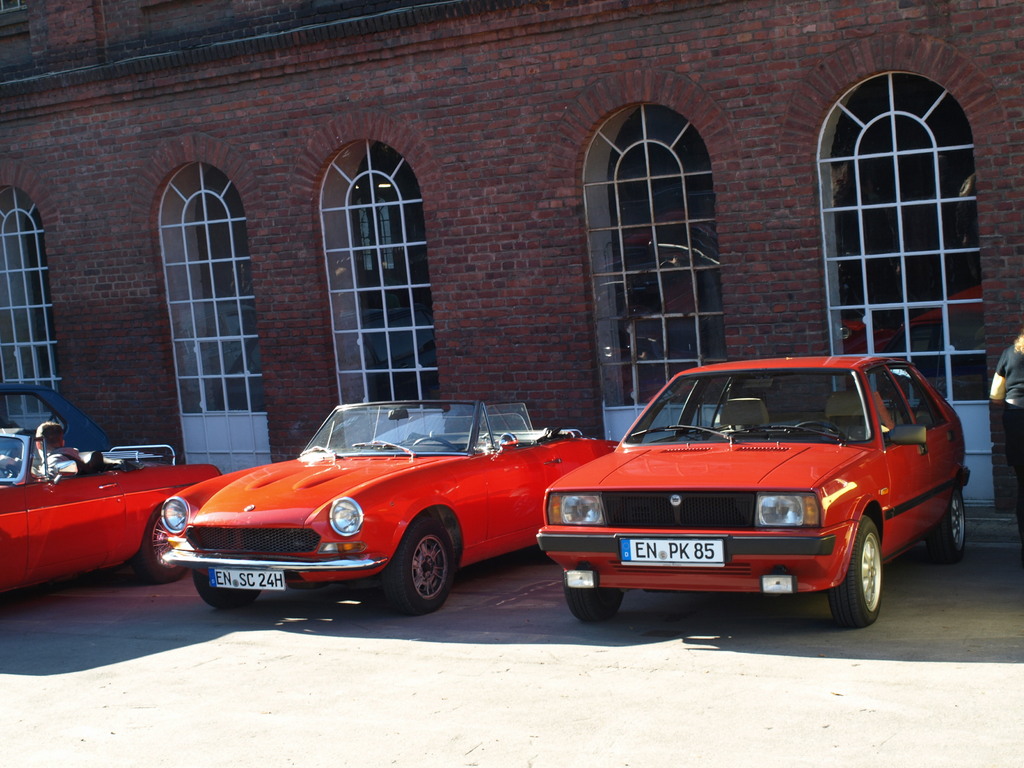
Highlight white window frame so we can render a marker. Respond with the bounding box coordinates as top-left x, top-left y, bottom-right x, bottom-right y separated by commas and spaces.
320, 140, 437, 404
0, 186, 58, 389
